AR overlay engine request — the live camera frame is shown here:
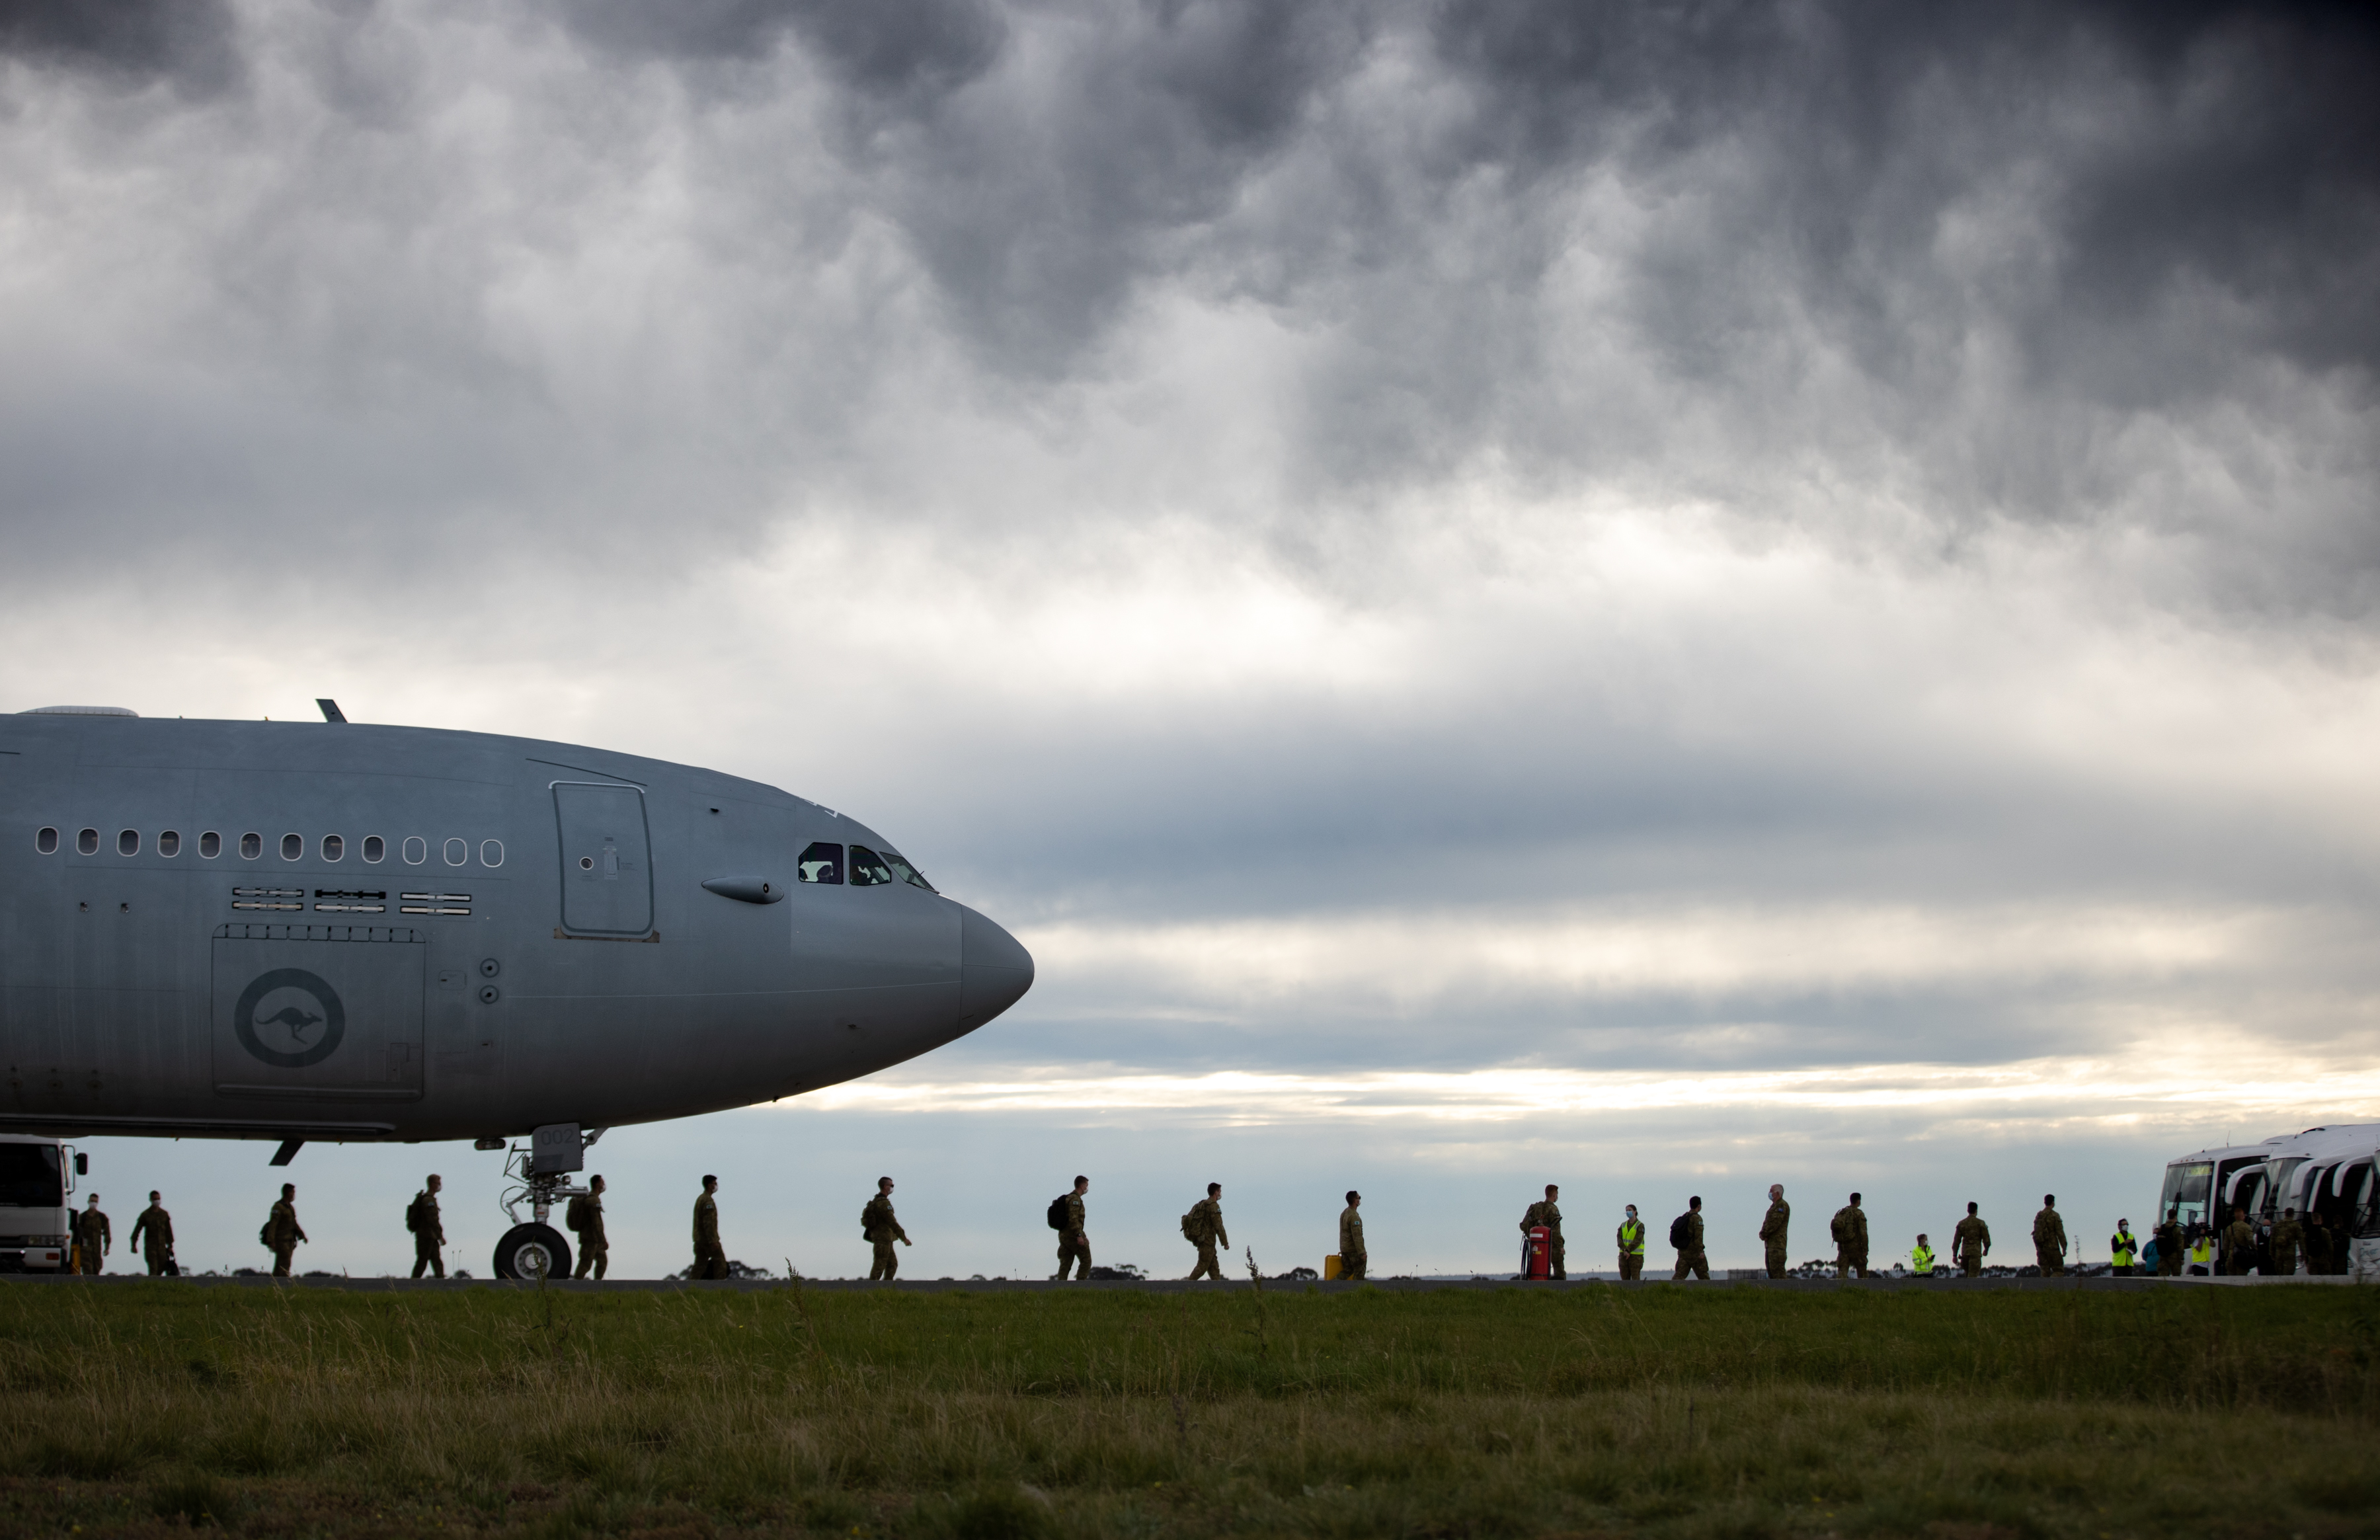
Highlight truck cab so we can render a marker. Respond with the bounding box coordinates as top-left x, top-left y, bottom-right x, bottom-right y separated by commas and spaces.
0, 1134, 76, 1272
